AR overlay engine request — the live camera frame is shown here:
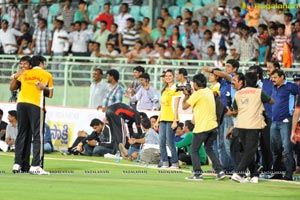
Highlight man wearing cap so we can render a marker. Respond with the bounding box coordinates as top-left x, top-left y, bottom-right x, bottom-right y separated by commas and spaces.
120, 17, 140, 51
0, 19, 22, 54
